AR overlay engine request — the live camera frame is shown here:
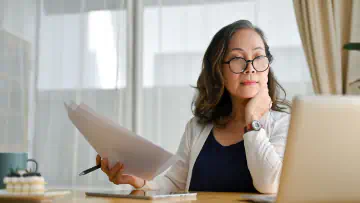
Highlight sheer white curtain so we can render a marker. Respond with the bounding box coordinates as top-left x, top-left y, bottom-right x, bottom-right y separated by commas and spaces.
140, 0, 313, 154
31, 0, 132, 189
0, 0, 35, 153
